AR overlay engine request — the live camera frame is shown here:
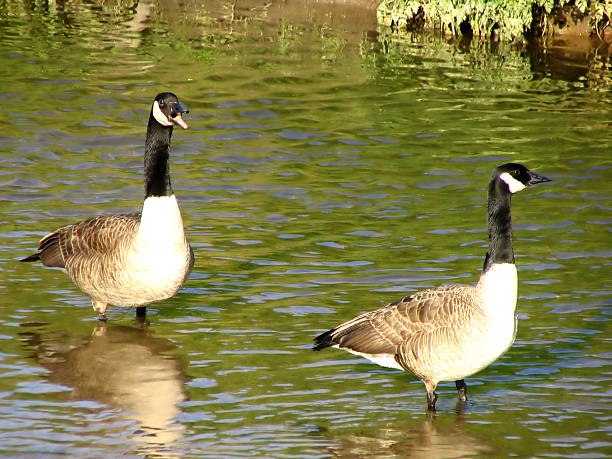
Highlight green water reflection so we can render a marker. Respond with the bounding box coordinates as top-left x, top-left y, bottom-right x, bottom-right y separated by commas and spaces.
0, 1, 610, 457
